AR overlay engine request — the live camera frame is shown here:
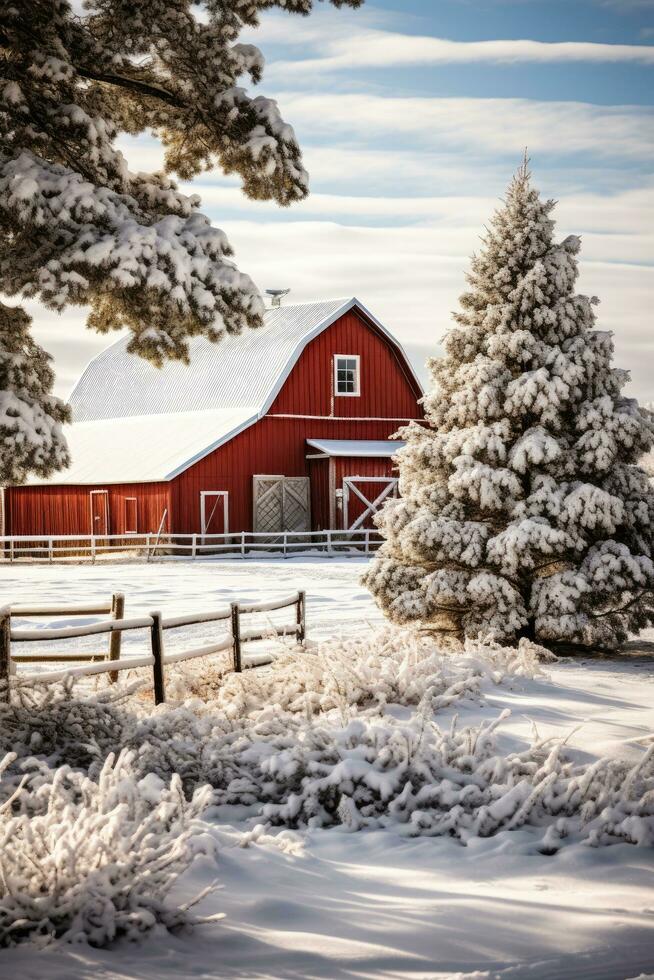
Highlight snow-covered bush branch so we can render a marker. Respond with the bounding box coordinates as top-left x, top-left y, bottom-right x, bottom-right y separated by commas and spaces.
364, 161, 654, 649
0, 749, 215, 948
0, 0, 363, 480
